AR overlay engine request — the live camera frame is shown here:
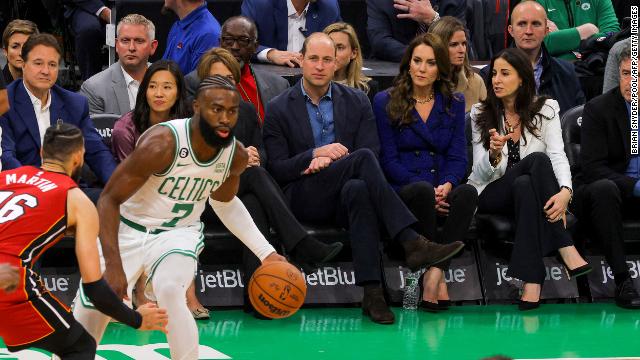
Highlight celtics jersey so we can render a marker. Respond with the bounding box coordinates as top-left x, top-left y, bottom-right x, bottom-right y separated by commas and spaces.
120, 118, 236, 231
